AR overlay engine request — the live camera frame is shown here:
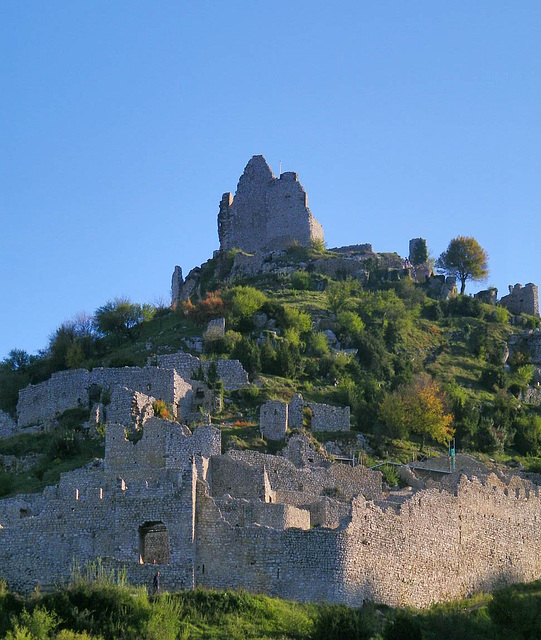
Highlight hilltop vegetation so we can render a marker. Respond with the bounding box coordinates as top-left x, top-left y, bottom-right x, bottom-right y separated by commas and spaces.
2, 245, 541, 475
